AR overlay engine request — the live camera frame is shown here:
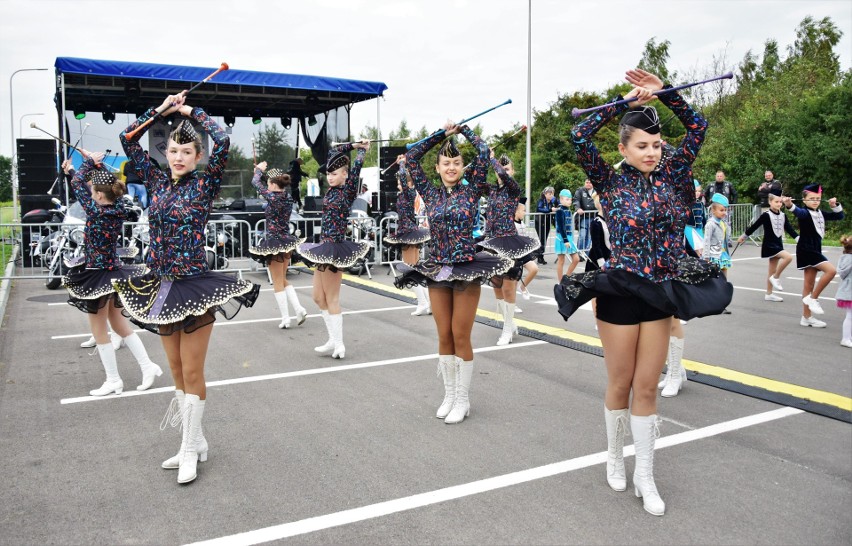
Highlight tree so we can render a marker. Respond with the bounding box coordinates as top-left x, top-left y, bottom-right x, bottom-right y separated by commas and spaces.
637, 37, 675, 83
0, 156, 11, 202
